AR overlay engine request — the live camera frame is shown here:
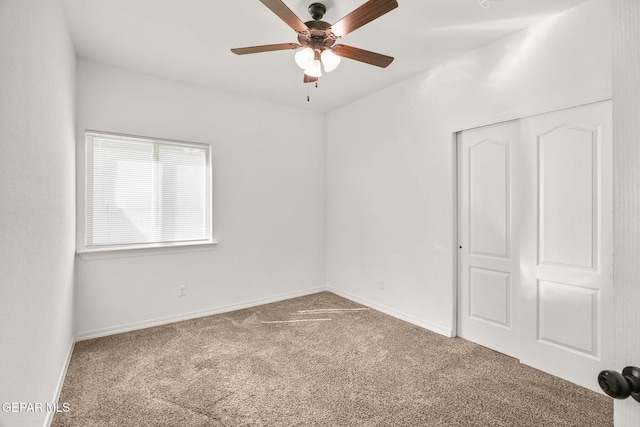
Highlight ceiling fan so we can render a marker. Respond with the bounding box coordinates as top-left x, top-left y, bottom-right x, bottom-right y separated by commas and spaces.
231, 0, 398, 83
